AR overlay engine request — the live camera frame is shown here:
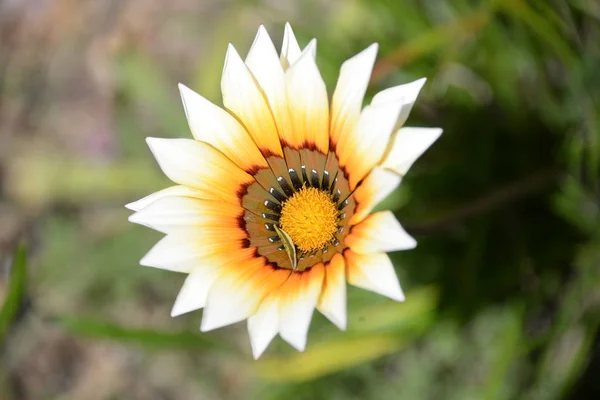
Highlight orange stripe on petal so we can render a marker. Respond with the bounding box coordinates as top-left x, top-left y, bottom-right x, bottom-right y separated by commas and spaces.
317, 254, 347, 330
344, 250, 404, 302
345, 211, 416, 254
